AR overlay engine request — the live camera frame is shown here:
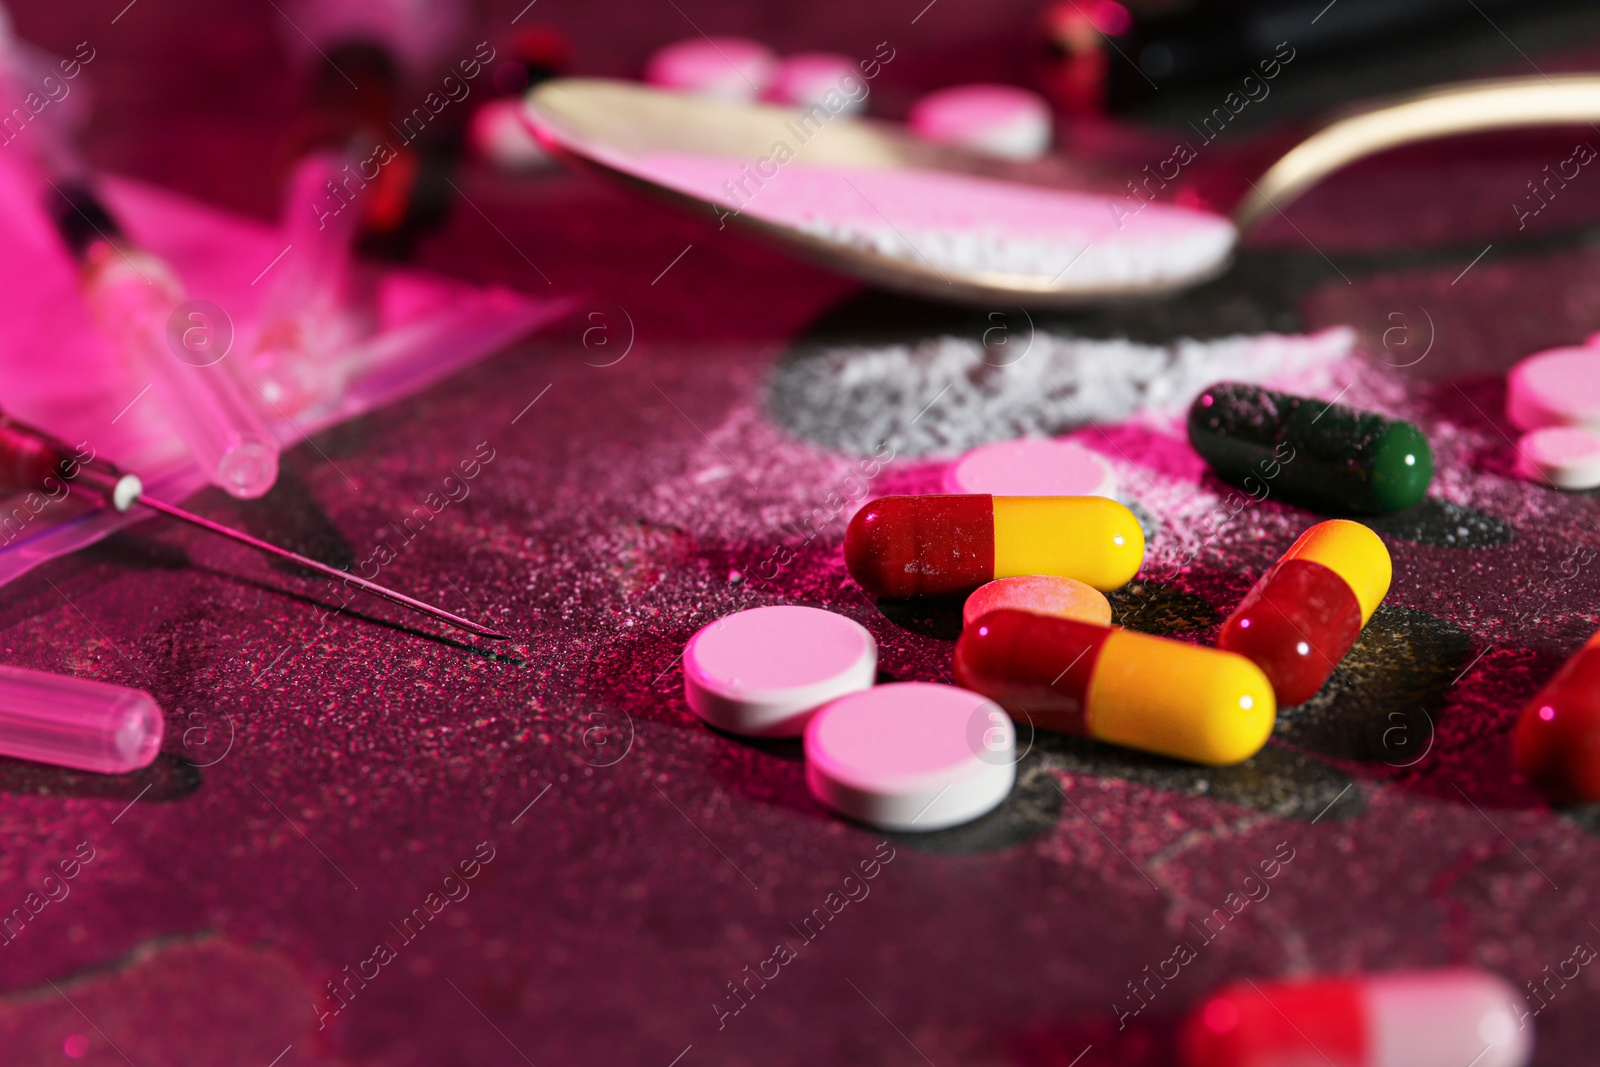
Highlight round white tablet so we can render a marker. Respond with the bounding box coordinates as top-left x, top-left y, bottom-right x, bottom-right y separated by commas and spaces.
683, 606, 876, 737
645, 37, 776, 100
805, 682, 1015, 831
766, 52, 866, 113
944, 437, 1118, 498
1506, 344, 1600, 432
1517, 425, 1600, 489
908, 84, 1053, 161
